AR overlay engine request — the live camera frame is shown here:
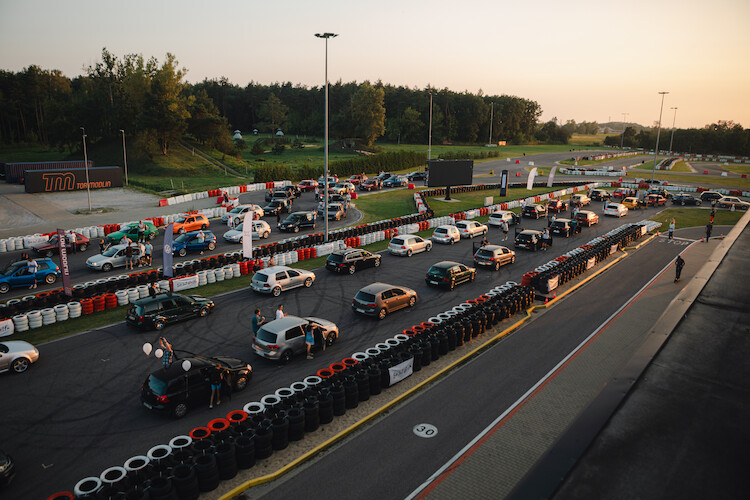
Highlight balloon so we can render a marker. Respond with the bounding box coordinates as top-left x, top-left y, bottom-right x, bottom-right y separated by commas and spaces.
182, 360, 192, 372
155, 348, 164, 359
142, 343, 152, 356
